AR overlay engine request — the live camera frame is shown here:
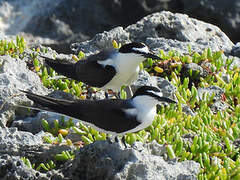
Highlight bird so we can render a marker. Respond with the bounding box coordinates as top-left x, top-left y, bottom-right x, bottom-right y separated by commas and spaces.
21, 86, 176, 146
42, 42, 162, 97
